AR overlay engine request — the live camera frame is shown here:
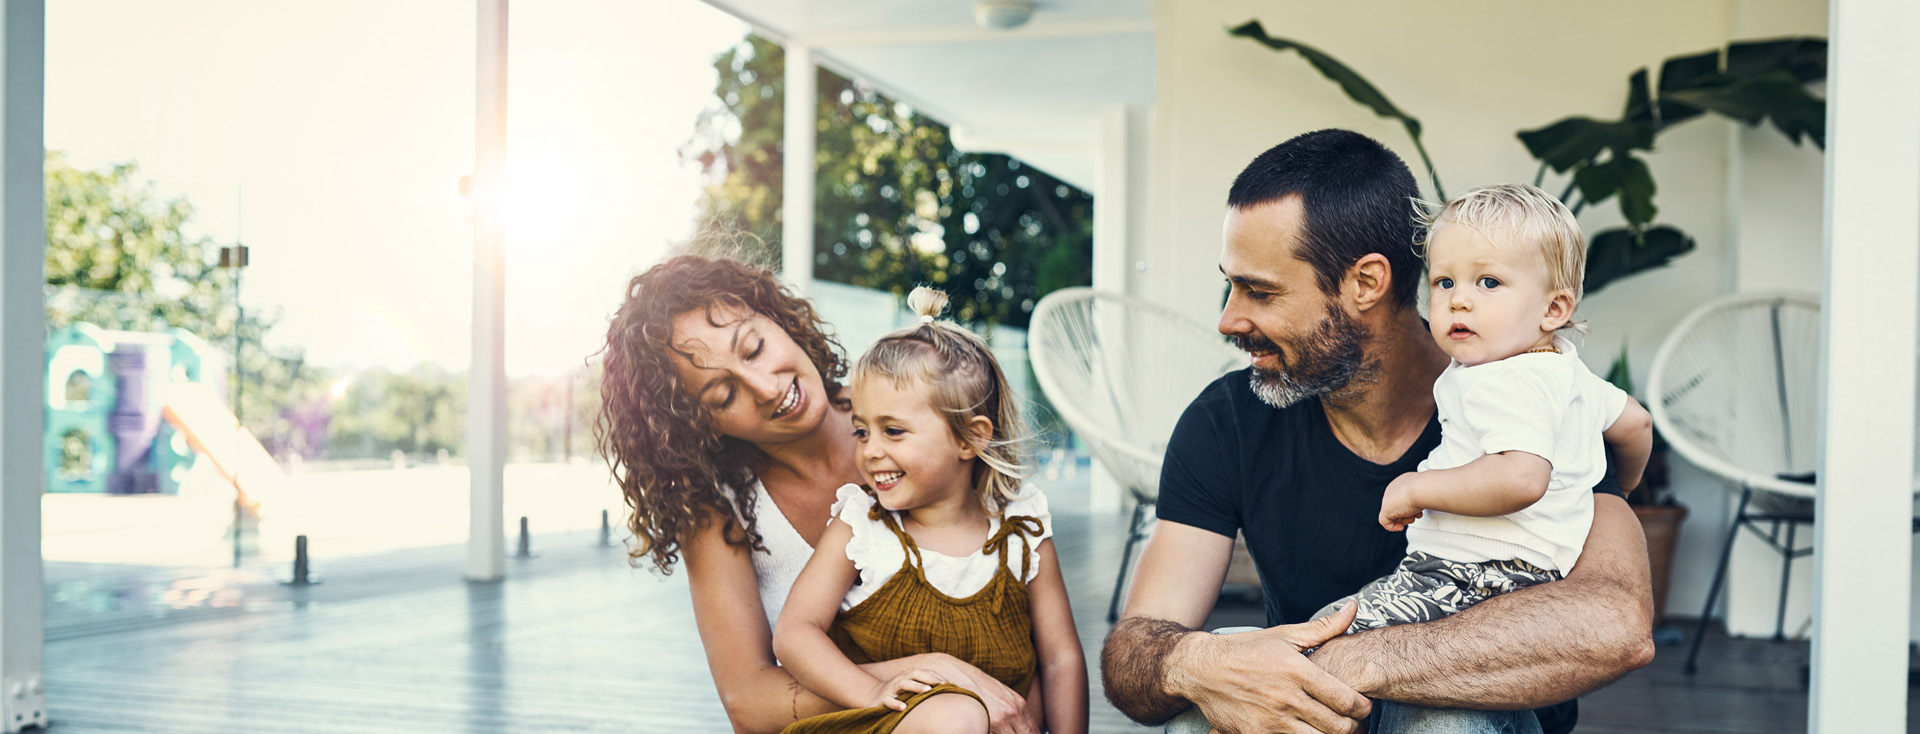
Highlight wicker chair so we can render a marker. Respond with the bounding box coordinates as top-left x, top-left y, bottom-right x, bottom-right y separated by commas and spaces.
1028, 288, 1246, 622
1649, 291, 1823, 674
